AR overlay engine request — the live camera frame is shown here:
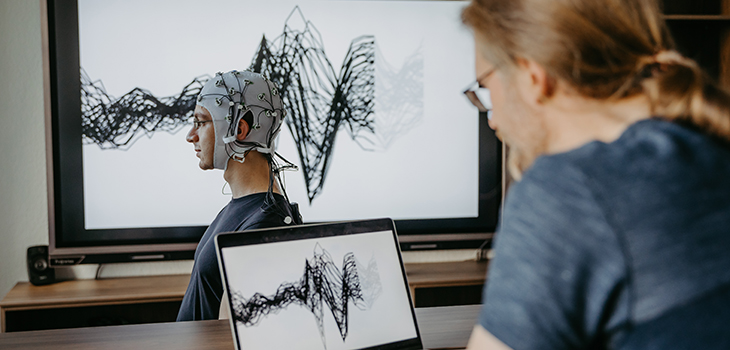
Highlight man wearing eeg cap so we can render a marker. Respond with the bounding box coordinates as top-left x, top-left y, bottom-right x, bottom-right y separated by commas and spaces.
177, 70, 302, 322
